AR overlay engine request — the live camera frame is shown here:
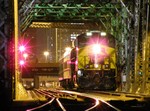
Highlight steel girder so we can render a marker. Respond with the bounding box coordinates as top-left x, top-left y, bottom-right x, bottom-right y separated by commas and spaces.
119, 0, 150, 94
19, 1, 125, 32
29, 22, 101, 29
109, 1, 135, 92
134, 0, 150, 94
0, 0, 14, 110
